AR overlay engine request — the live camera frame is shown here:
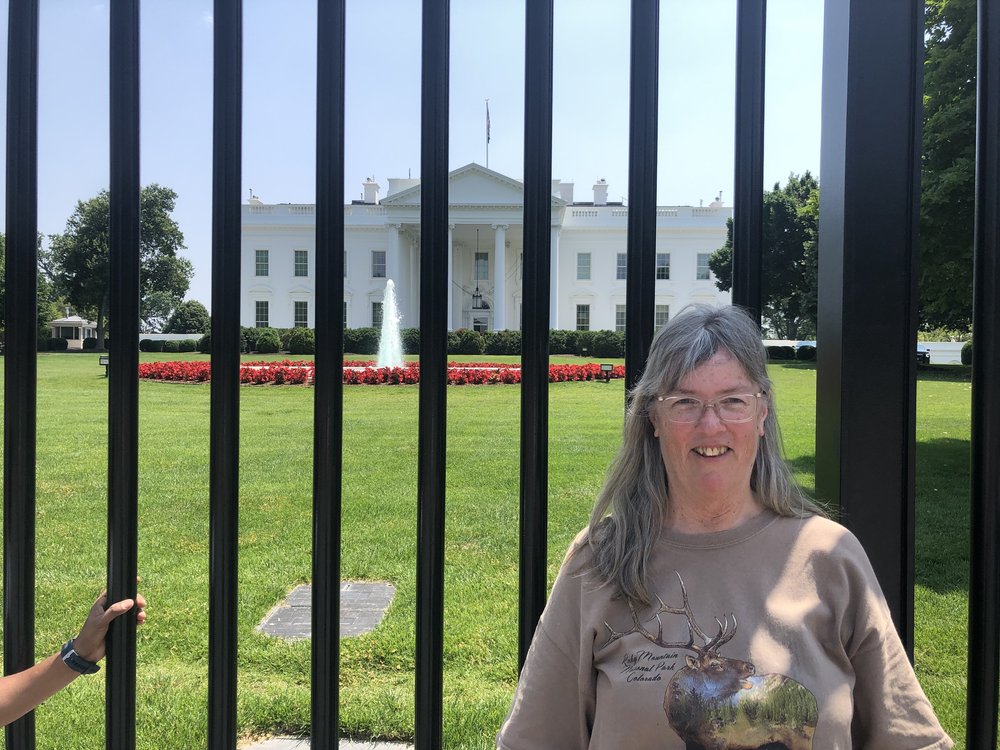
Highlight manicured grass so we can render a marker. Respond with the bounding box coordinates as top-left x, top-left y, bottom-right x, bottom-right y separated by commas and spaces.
0, 354, 974, 748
